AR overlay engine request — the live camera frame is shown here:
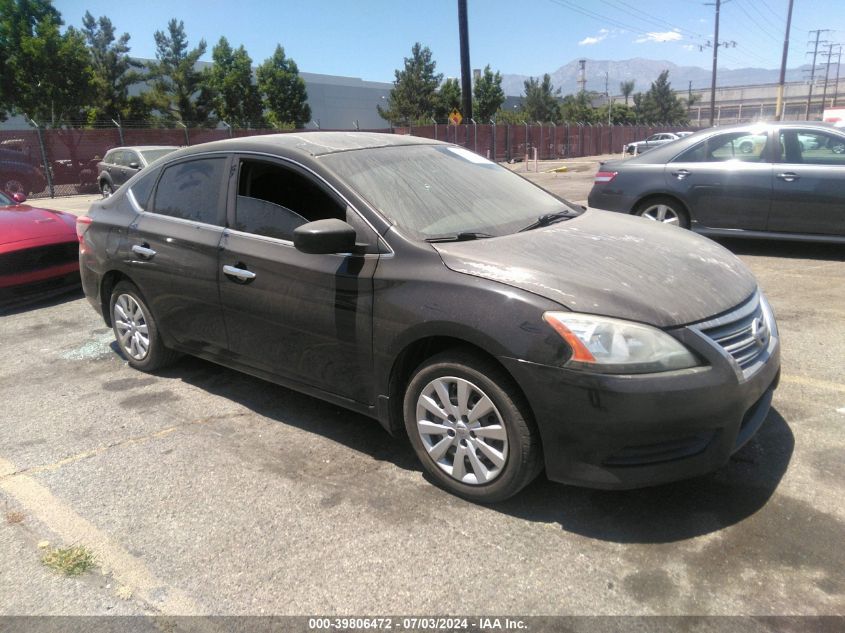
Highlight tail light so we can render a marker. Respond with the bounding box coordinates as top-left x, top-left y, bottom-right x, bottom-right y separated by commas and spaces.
594, 171, 618, 183
76, 215, 93, 244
